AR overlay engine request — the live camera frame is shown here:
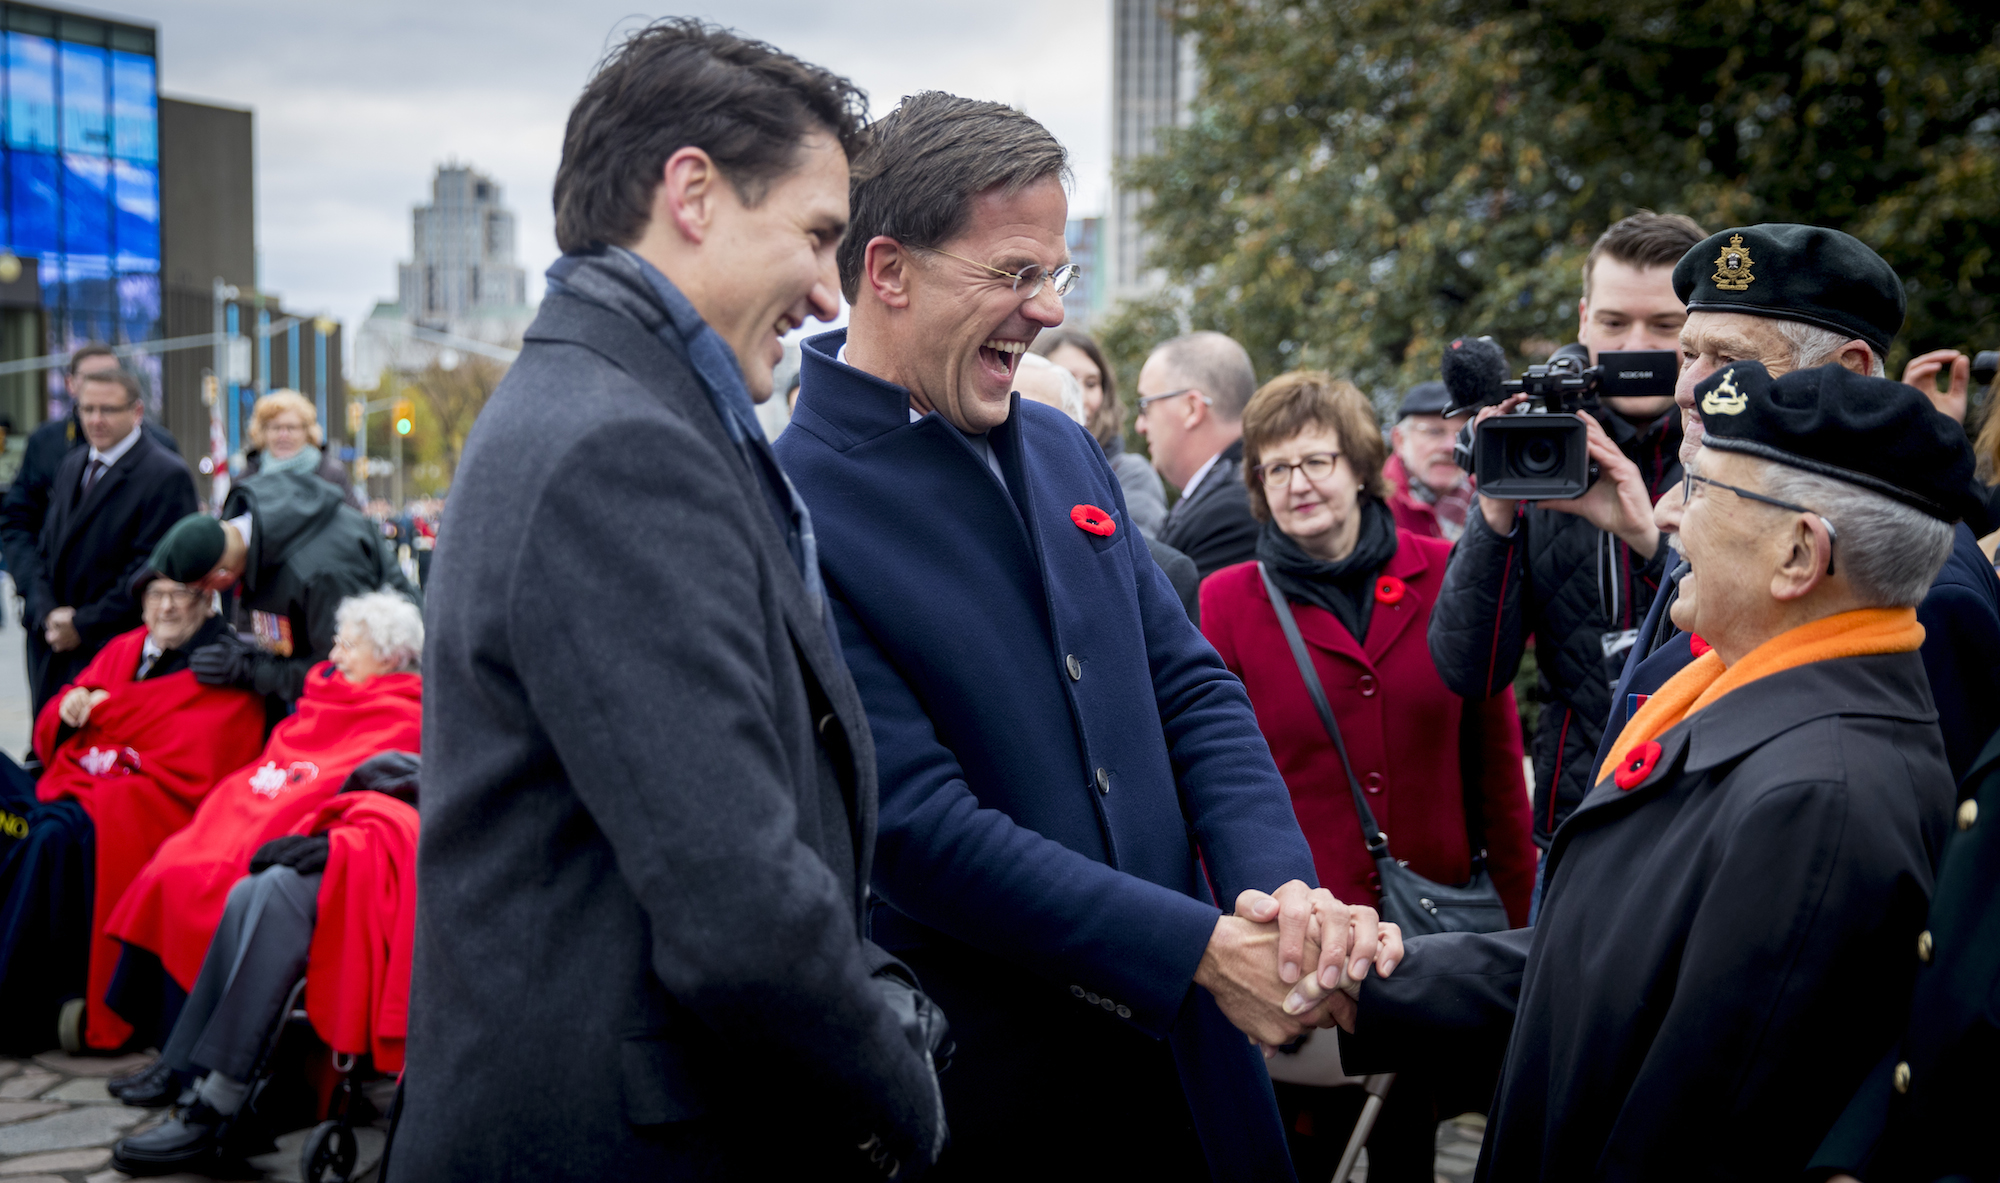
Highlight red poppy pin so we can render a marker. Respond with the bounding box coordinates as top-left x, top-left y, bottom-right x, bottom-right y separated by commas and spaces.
1689, 634, 1713, 658
1614, 740, 1663, 791
1071, 504, 1116, 537
1374, 575, 1406, 605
